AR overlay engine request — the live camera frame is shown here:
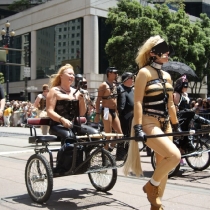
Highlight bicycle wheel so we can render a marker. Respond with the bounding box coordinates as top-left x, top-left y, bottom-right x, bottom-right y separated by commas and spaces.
88, 149, 117, 192
25, 154, 53, 203
151, 151, 180, 178
185, 140, 210, 171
